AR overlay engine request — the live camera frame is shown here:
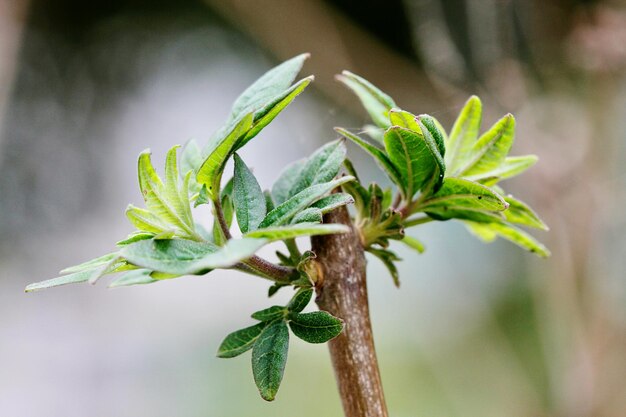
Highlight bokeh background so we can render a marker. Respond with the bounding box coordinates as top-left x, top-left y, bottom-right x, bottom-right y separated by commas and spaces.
1, 0, 625, 416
